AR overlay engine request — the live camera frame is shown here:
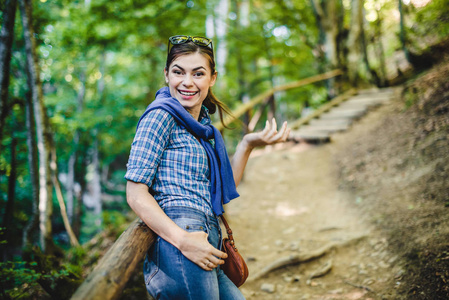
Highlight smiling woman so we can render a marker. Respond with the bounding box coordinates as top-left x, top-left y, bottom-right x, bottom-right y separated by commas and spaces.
124, 35, 290, 300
